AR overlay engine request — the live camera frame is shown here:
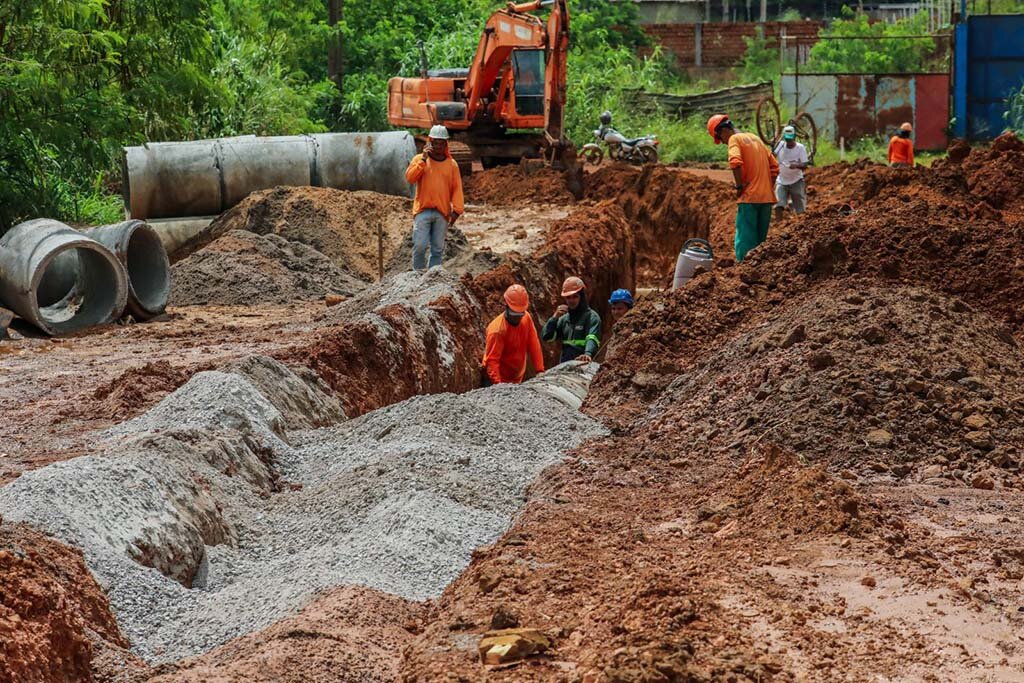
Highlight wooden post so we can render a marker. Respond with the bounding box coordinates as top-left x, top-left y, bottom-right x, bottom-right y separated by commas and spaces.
378, 222, 385, 281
